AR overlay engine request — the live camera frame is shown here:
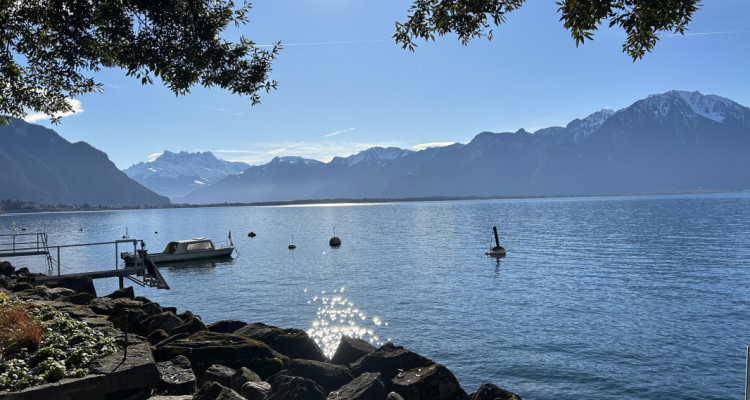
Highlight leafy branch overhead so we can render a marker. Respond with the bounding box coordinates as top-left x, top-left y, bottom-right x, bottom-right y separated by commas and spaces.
394, 0, 701, 60
0, 0, 279, 125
